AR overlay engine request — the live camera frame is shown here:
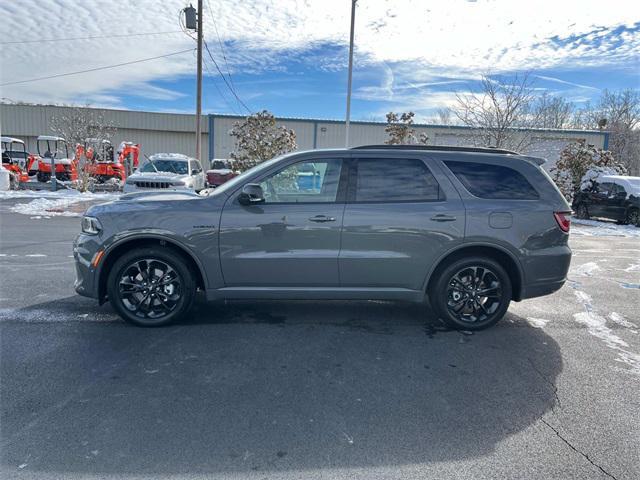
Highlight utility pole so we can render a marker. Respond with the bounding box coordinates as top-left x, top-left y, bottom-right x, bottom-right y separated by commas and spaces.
195, 0, 203, 163
345, 0, 356, 148
184, 2, 203, 162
